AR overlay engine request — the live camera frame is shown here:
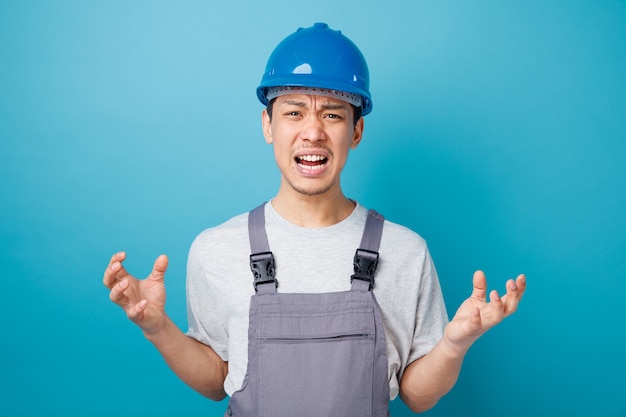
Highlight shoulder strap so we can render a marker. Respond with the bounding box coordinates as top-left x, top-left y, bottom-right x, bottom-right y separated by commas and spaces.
248, 203, 270, 253
248, 203, 277, 293
351, 209, 385, 291
359, 209, 385, 252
